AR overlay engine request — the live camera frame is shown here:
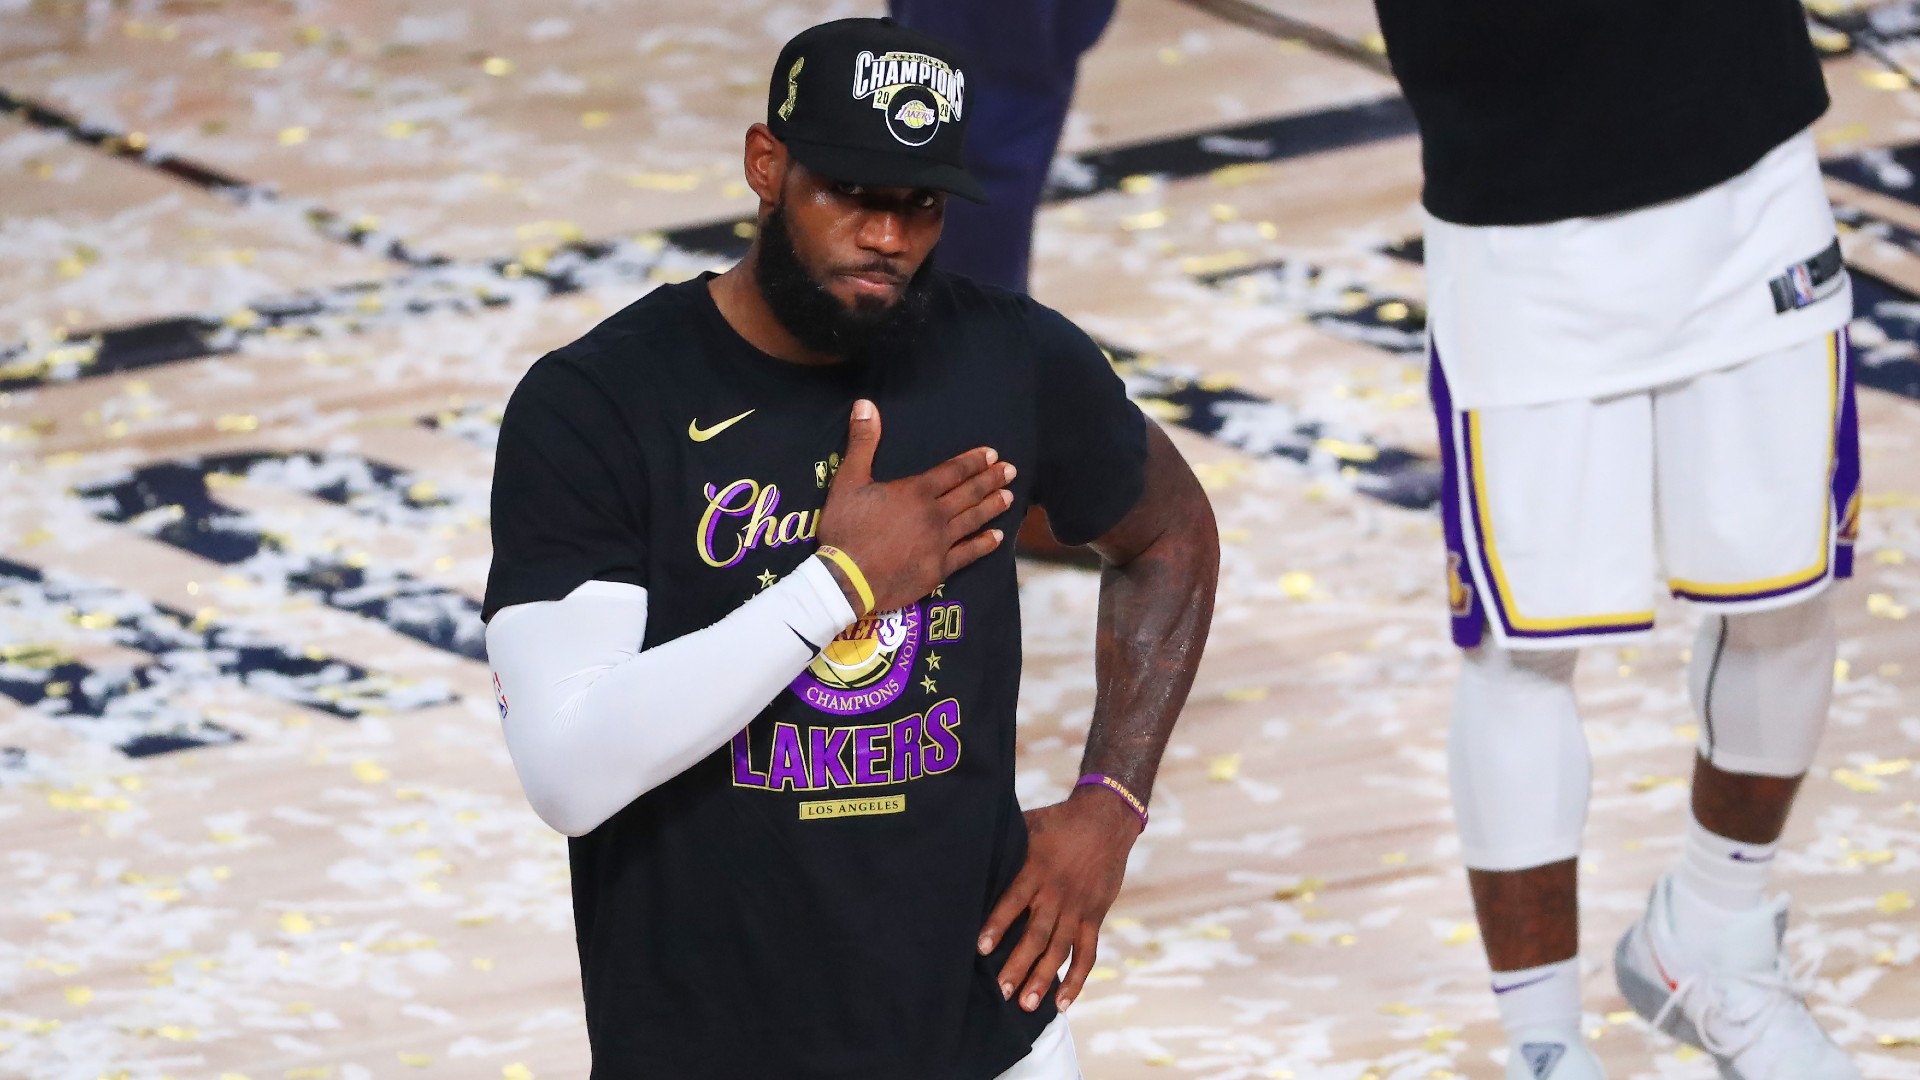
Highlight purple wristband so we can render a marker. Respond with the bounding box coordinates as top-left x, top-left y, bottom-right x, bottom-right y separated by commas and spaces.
1075, 773, 1148, 829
